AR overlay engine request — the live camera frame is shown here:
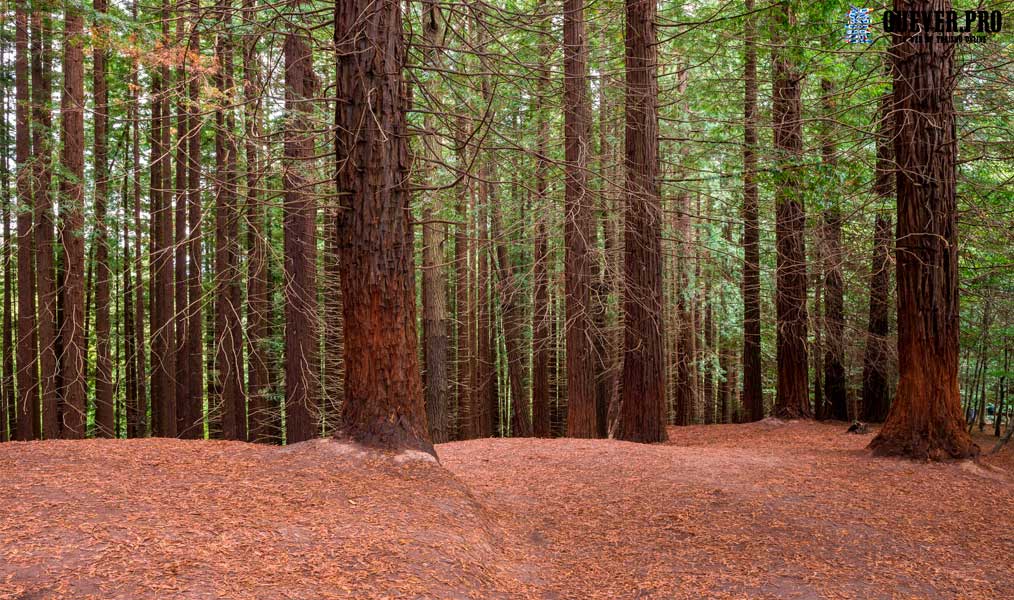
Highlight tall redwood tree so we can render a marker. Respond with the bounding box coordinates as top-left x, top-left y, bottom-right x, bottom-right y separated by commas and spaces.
616, 0, 666, 443
869, 0, 977, 459
334, 0, 432, 454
